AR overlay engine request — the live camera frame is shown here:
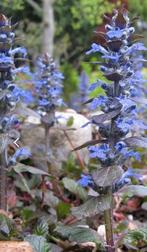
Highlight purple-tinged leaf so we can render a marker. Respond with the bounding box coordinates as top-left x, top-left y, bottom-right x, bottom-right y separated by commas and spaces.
124, 137, 147, 148
72, 139, 105, 151
92, 109, 121, 125
83, 98, 94, 105
107, 40, 123, 52
95, 33, 107, 47
114, 11, 127, 28
129, 34, 144, 43
104, 72, 123, 81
